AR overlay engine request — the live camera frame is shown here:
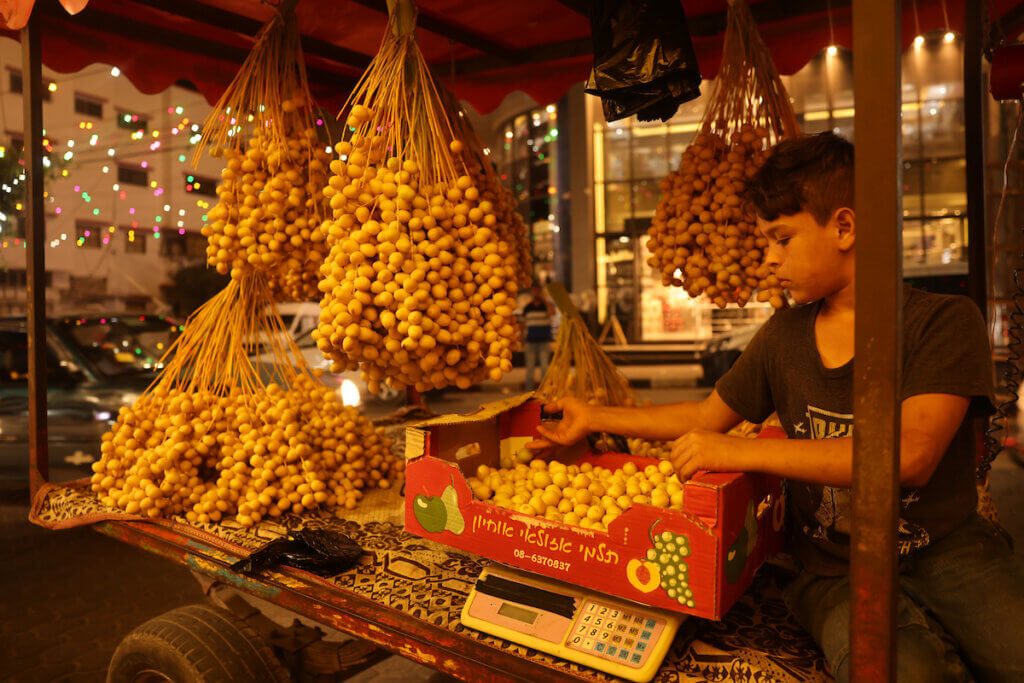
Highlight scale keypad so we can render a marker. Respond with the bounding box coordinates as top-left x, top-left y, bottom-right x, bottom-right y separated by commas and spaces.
566, 601, 663, 668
